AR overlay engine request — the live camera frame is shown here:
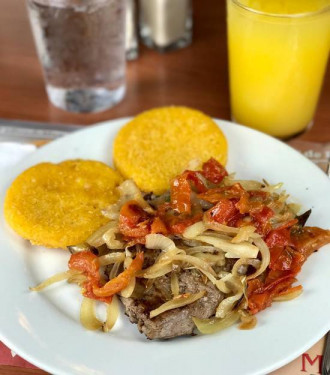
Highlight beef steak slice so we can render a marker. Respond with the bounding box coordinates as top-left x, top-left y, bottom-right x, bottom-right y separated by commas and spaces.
120, 269, 223, 339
